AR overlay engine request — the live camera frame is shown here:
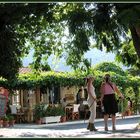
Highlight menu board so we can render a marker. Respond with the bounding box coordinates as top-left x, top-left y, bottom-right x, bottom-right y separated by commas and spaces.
65, 94, 75, 104
0, 94, 7, 117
